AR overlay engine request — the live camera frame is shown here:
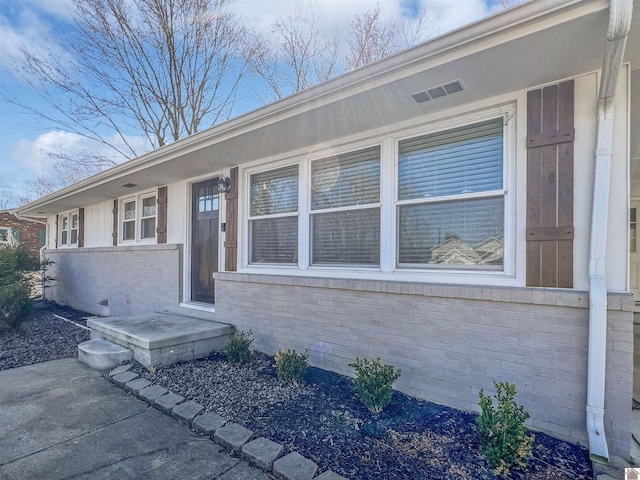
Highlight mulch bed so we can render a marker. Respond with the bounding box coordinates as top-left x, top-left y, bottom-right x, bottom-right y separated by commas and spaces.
0, 300, 91, 371
1, 301, 592, 479
132, 352, 593, 480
